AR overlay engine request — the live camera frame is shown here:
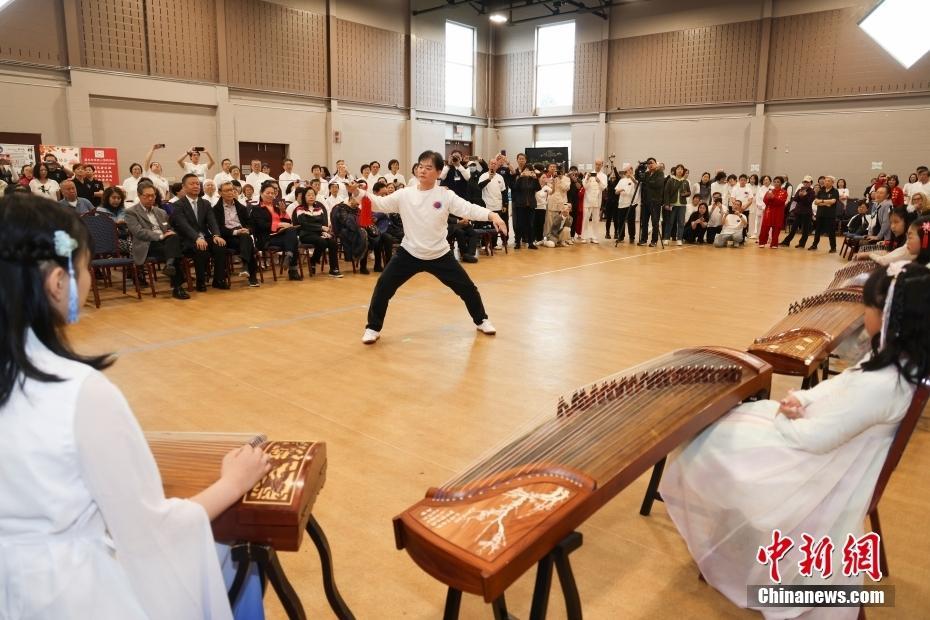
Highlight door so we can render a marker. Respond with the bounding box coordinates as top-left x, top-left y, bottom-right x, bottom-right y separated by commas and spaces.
238, 142, 287, 178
